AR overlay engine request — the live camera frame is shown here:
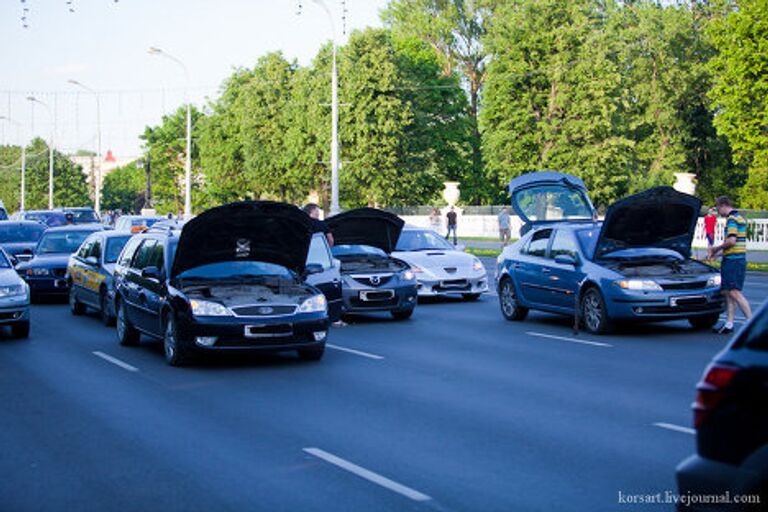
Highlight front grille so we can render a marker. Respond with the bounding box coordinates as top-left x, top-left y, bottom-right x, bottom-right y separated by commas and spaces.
52, 268, 67, 277
352, 275, 393, 287
232, 304, 297, 317
661, 281, 708, 291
